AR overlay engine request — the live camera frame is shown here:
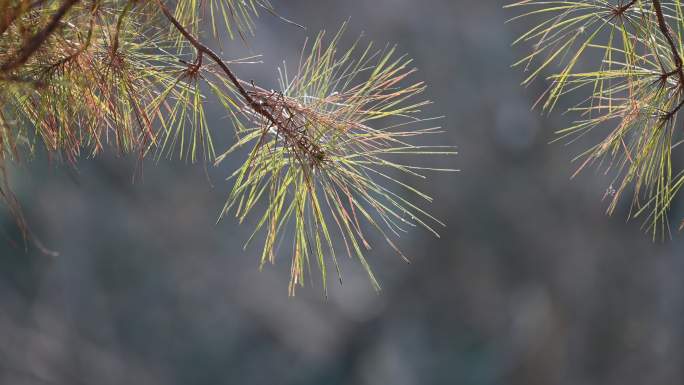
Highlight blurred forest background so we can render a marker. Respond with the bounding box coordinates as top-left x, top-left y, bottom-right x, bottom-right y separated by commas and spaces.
2, 1, 684, 384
